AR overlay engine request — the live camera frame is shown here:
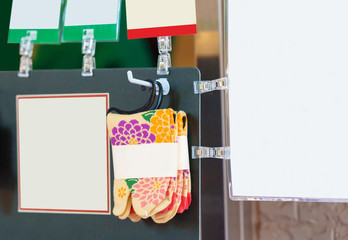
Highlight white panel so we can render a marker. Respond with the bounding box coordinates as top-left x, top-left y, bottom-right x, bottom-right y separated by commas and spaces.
17, 94, 110, 213
64, 0, 119, 26
178, 136, 190, 170
10, 0, 61, 29
228, 0, 348, 199
112, 143, 177, 179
